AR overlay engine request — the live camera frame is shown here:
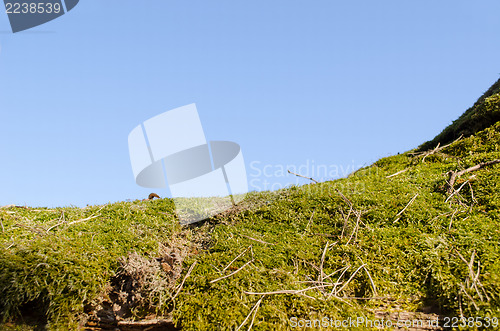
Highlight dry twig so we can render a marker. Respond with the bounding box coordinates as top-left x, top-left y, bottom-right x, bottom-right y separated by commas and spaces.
393, 194, 418, 223
236, 296, 264, 331
172, 261, 197, 301
447, 159, 500, 194
386, 168, 409, 178
287, 169, 319, 183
